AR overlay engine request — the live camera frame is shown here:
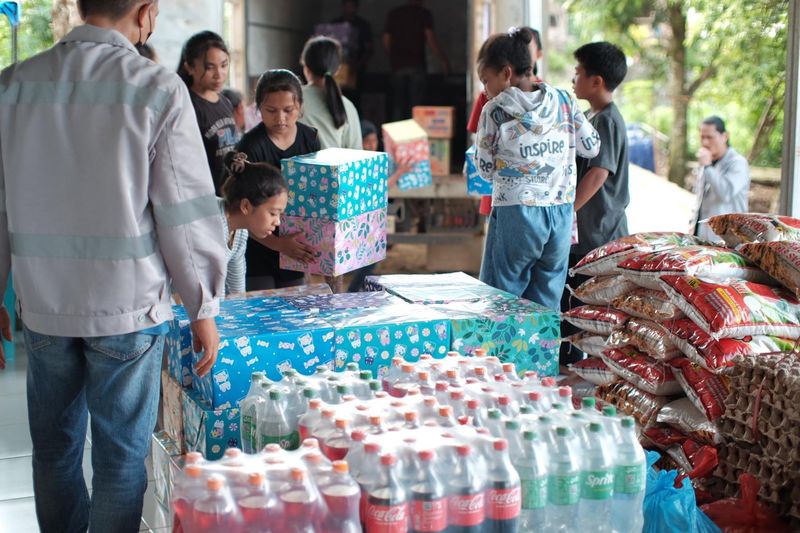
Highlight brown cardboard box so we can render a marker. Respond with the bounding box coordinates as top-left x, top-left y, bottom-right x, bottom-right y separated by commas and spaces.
413, 106, 455, 139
